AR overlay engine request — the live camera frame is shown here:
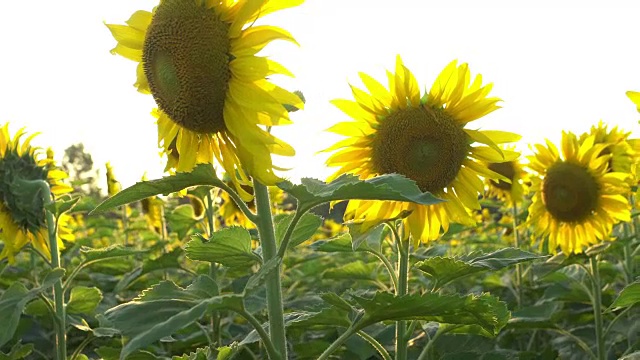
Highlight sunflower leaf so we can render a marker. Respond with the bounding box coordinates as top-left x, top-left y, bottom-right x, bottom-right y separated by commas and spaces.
415, 248, 544, 287
104, 277, 242, 360
277, 173, 443, 211
67, 286, 103, 314
608, 281, 640, 310
90, 164, 223, 214
80, 244, 147, 262
44, 194, 81, 218
274, 212, 323, 248
0, 268, 65, 347
311, 233, 353, 252
352, 292, 509, 337
185, 227, 261, 268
